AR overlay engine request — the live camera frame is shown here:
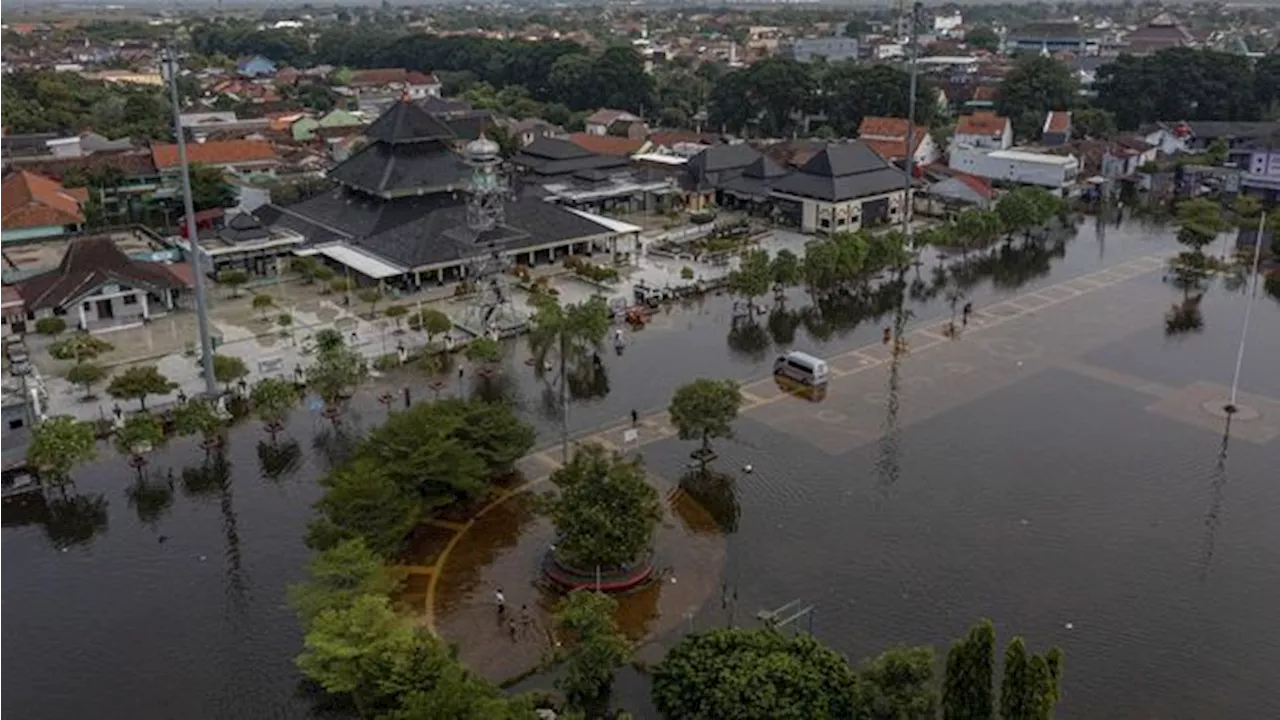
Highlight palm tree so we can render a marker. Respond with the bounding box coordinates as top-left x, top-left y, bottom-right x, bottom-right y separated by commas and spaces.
527, 295, 611, 460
